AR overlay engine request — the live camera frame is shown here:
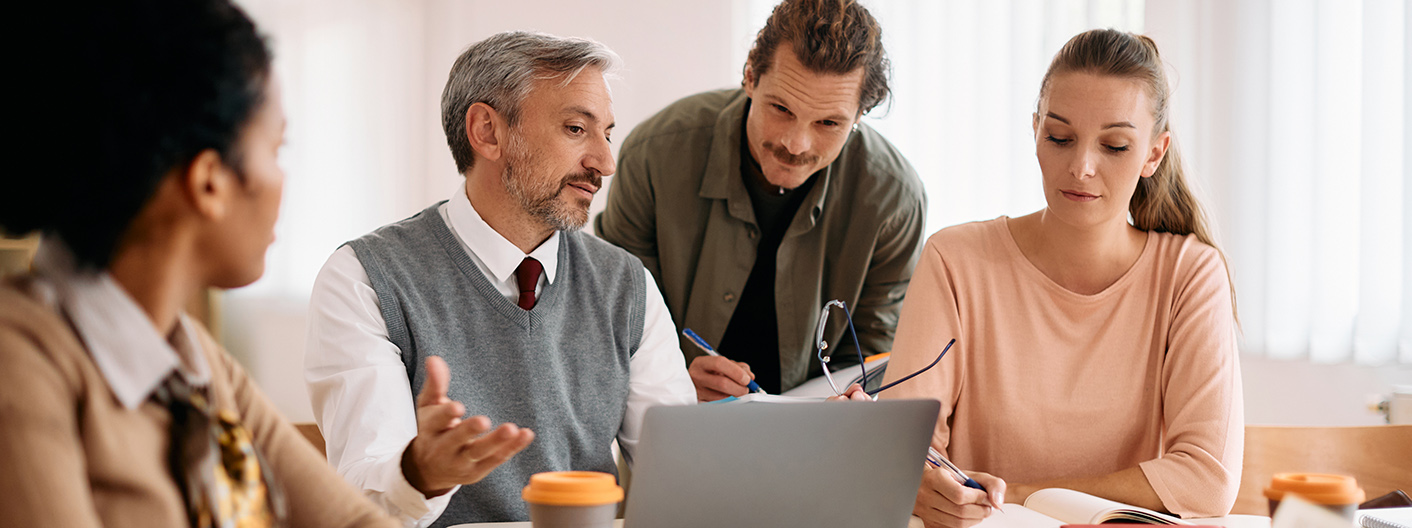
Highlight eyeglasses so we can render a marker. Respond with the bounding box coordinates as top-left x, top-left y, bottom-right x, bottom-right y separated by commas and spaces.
815, 299, 955, 399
